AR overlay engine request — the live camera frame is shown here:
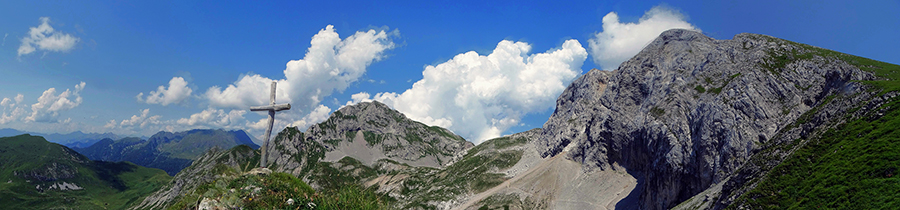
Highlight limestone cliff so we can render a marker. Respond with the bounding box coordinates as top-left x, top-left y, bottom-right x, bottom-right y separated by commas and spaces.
537, 29, 877, 209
